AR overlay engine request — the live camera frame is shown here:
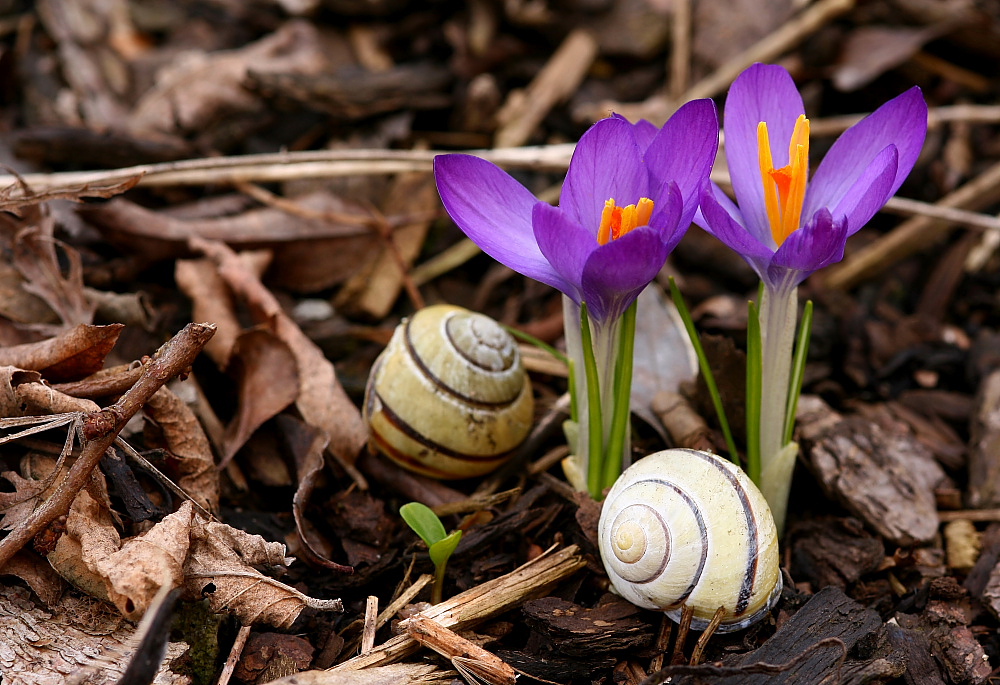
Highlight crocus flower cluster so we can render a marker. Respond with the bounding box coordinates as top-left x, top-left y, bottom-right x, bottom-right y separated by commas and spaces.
698, 63, 927, 531
435, 101, 719, 498
434, 62, 927, 520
